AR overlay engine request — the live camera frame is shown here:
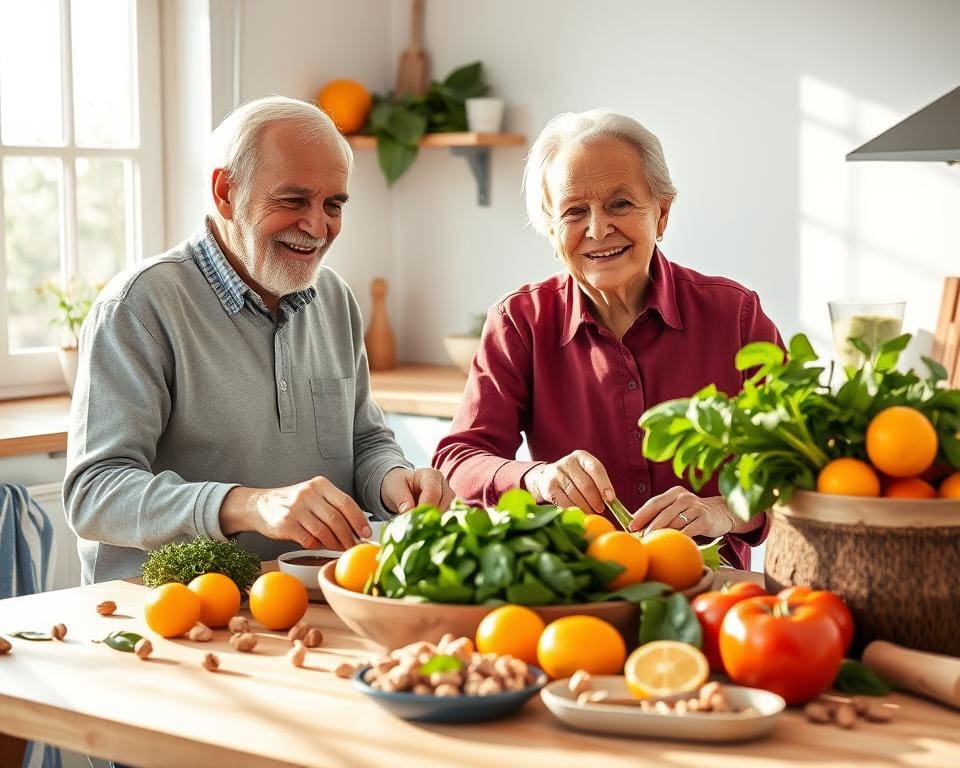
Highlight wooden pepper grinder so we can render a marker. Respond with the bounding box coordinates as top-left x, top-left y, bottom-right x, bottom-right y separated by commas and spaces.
365, 277, 397, 371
